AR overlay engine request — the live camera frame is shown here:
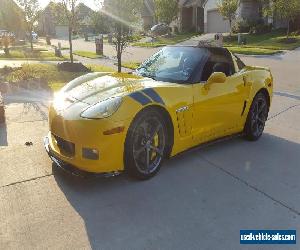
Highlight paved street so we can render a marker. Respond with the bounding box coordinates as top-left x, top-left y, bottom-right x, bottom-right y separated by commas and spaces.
0, 42, 300, 249
50, 37, 159, 63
